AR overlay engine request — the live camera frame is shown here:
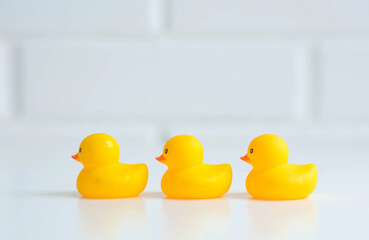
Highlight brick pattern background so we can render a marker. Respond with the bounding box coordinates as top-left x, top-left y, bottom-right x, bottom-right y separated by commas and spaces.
1, 0, 369, 141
